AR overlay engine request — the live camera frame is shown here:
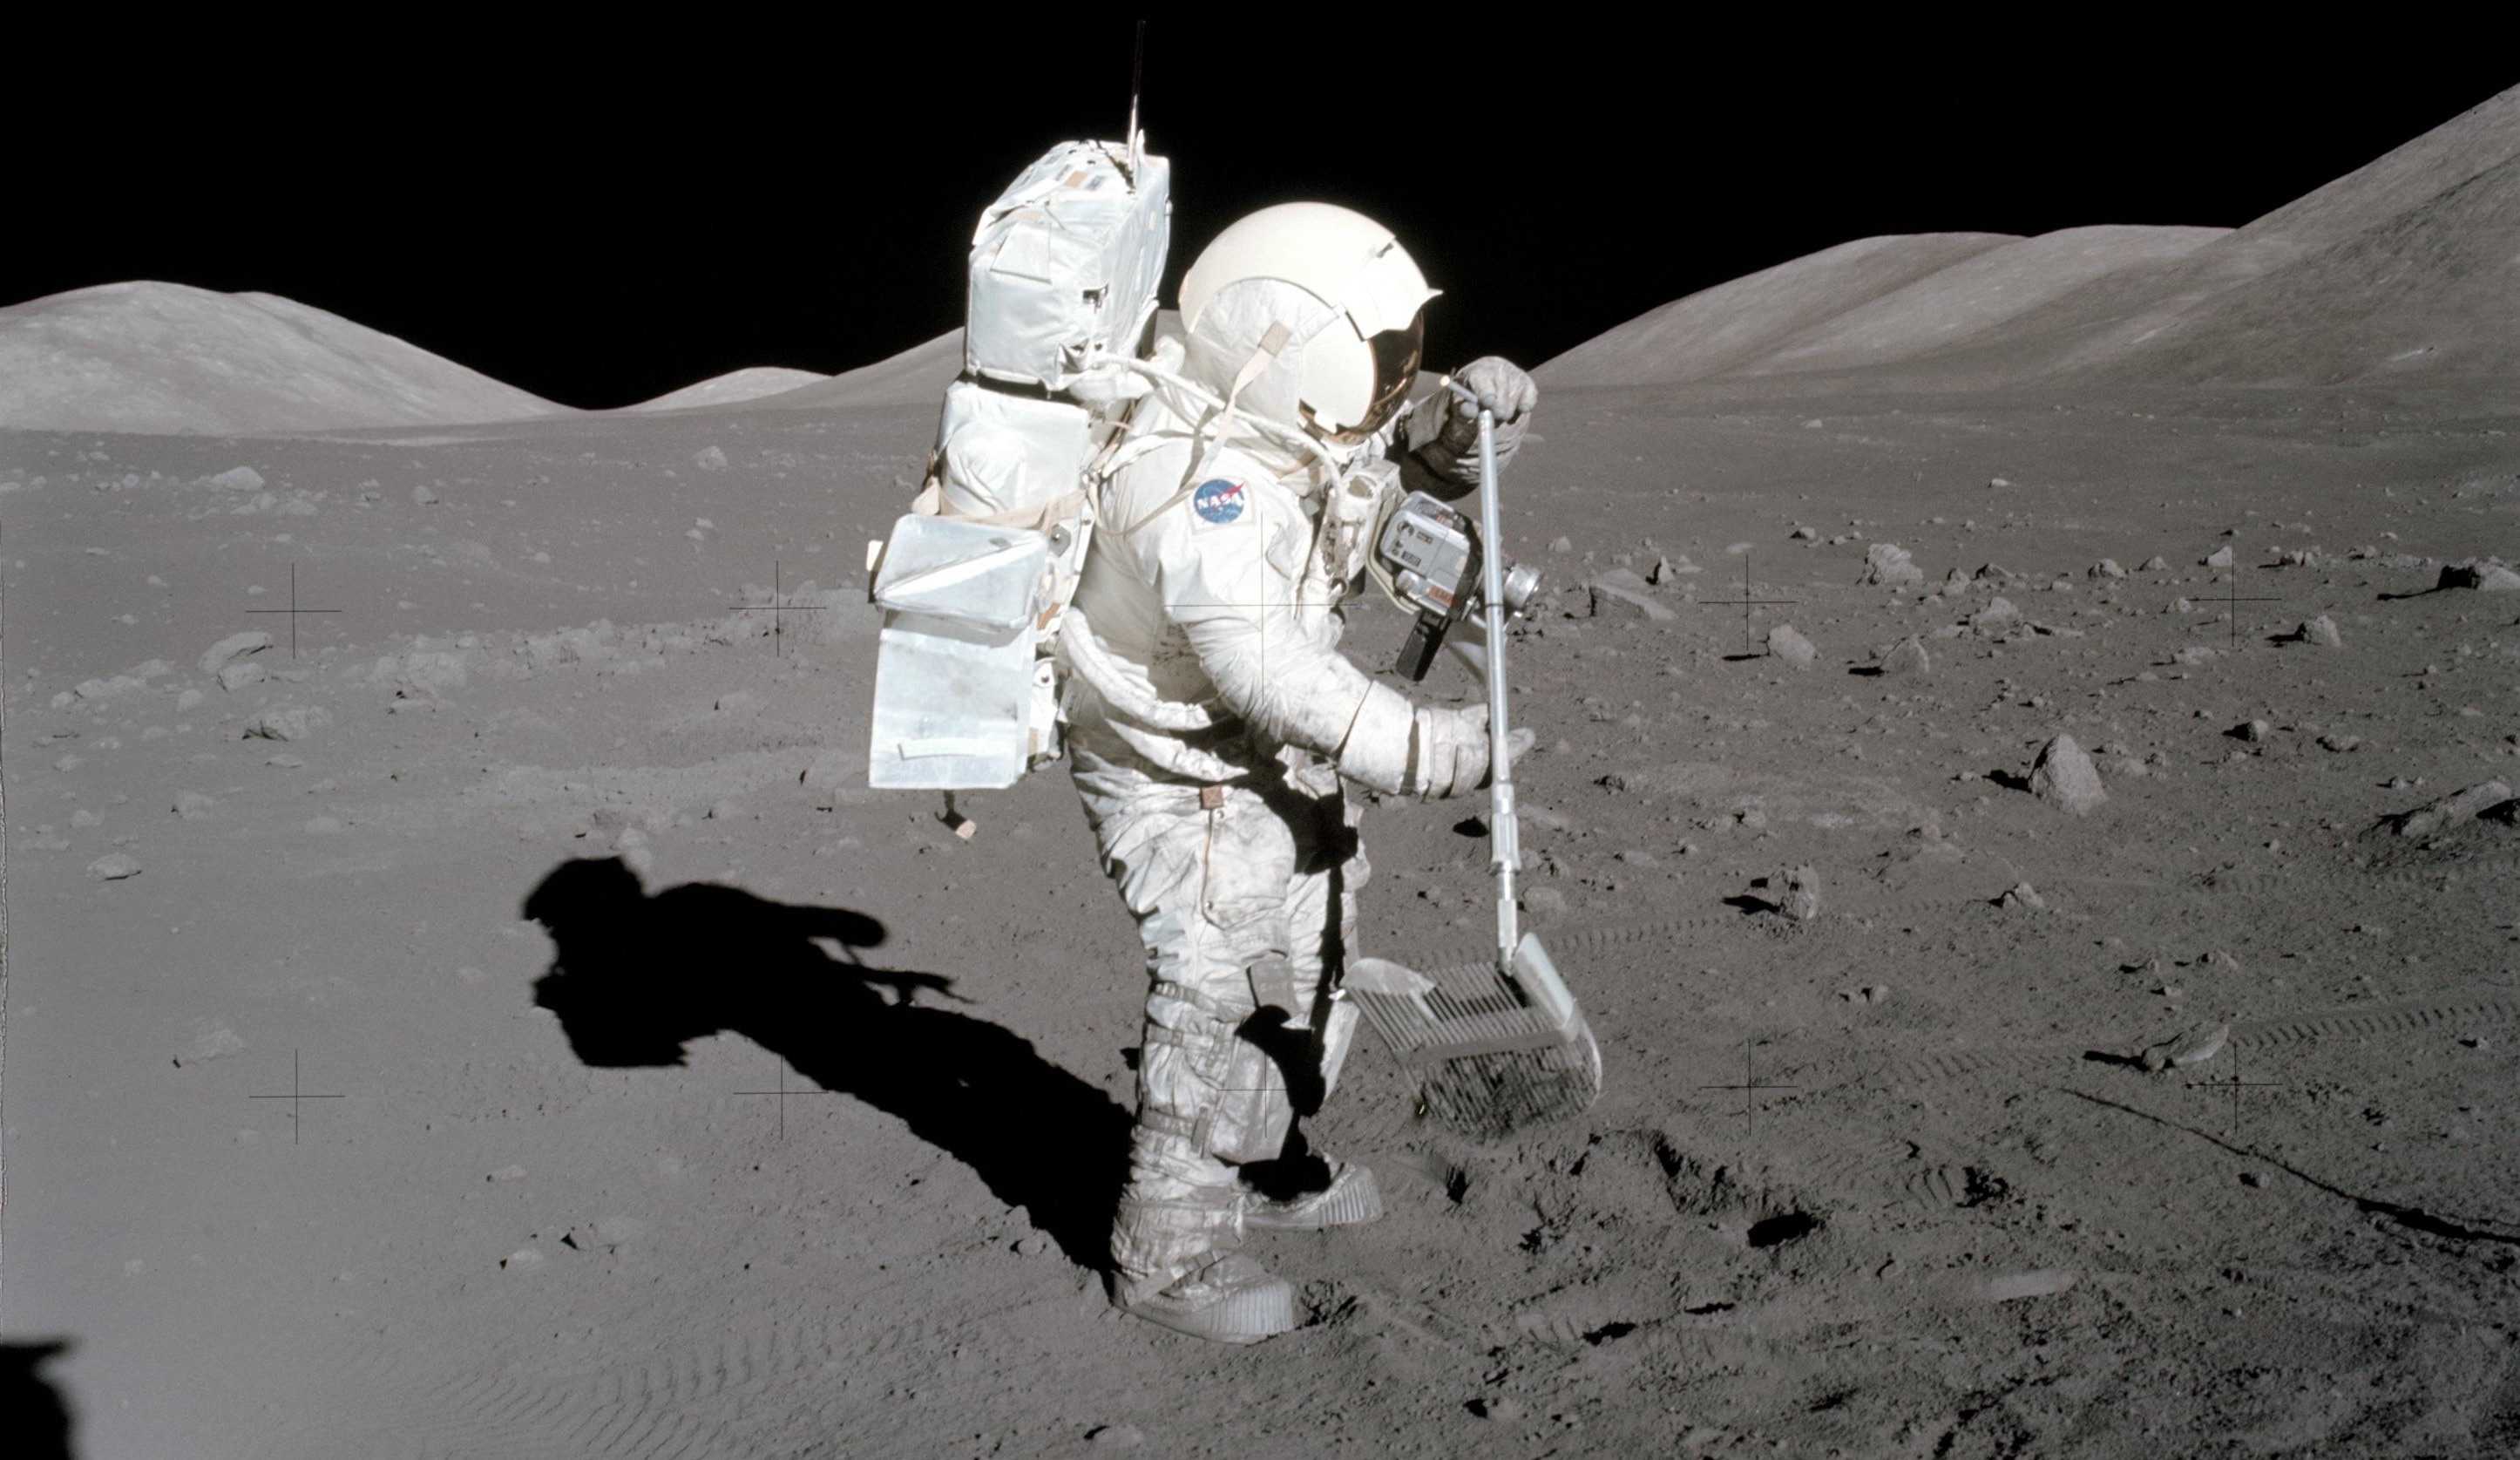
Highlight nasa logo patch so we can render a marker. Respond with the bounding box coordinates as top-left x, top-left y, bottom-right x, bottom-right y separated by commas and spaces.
1192, 478, 1247, 526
